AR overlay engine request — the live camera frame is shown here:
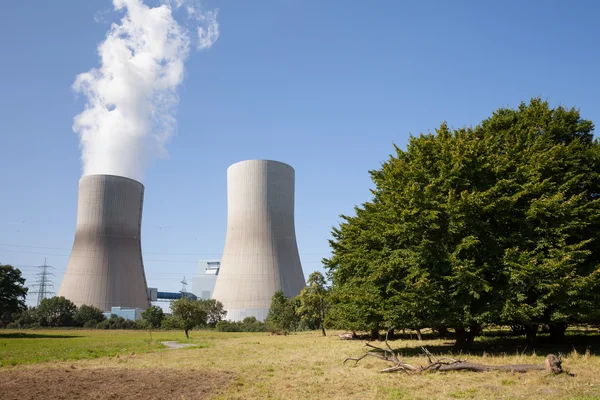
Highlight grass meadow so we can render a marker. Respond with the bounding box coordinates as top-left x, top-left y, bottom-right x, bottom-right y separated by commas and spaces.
1, 328, 600, 399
